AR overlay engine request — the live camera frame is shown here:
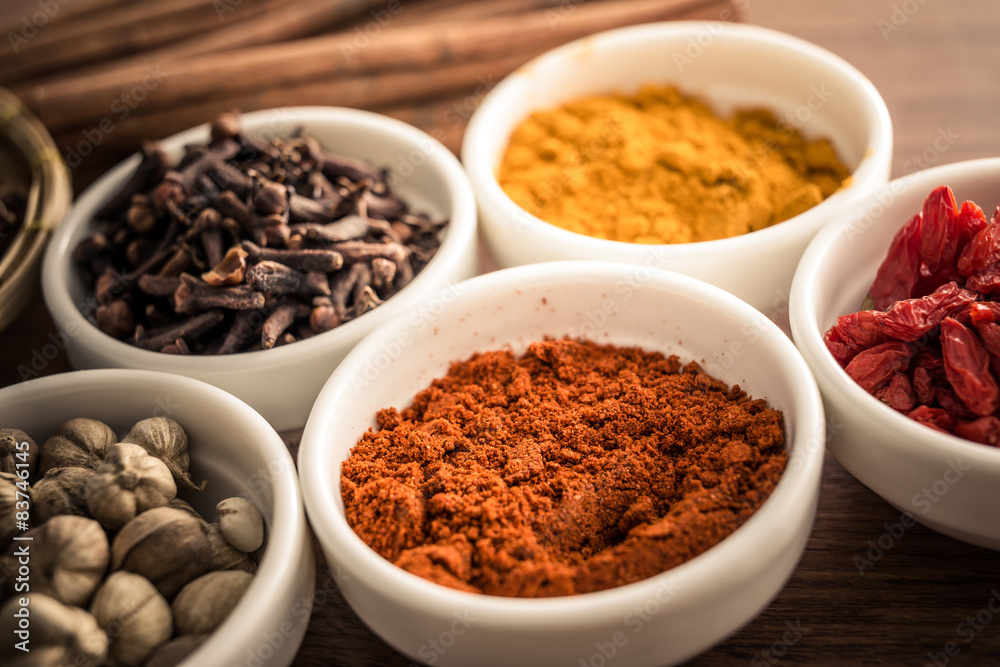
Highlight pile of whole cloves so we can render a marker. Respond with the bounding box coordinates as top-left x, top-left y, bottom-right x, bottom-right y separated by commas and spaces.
73, 112, 448, 354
